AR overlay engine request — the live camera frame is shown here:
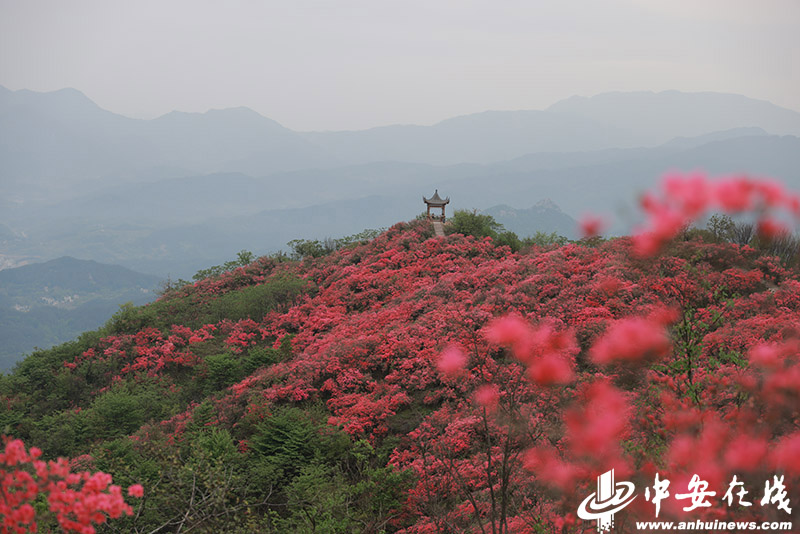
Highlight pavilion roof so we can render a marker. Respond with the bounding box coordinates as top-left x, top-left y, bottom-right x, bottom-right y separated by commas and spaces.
423, 189, 450, 206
